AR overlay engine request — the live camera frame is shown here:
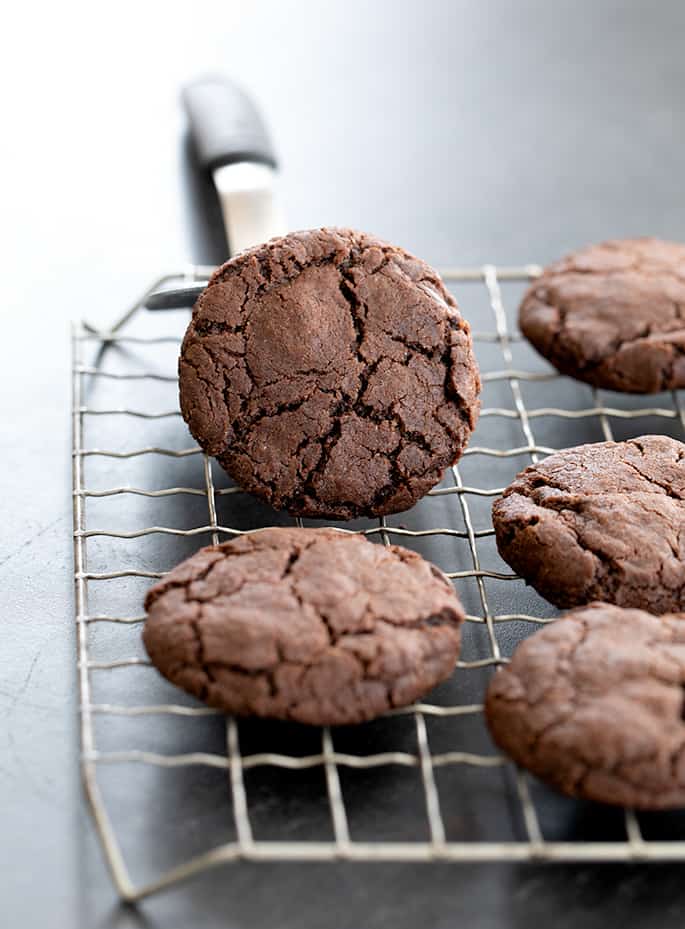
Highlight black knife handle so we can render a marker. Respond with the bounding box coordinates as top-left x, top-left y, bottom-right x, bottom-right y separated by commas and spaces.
182, 76, 277, 172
